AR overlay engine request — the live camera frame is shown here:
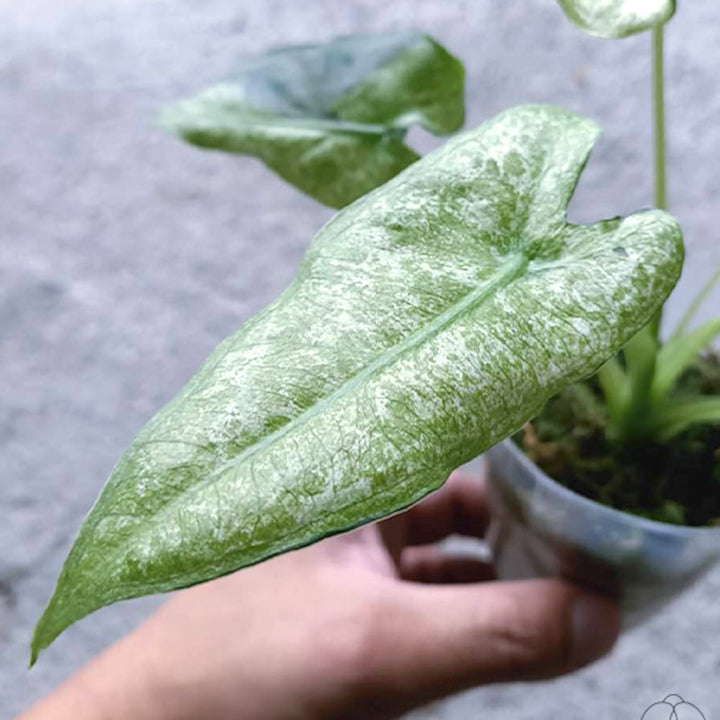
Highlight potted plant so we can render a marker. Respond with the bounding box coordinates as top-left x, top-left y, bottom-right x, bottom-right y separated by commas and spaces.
30, 1, 715, 664
485, 0, 720, 628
